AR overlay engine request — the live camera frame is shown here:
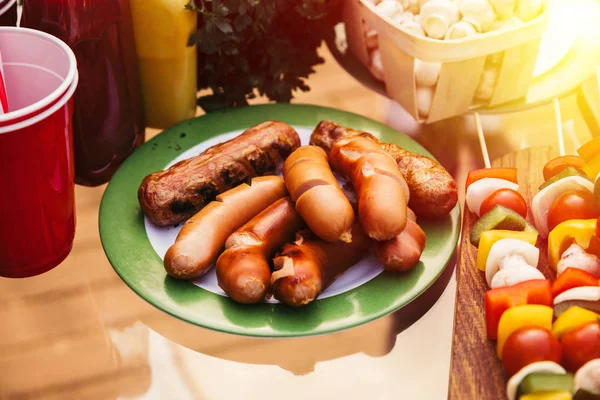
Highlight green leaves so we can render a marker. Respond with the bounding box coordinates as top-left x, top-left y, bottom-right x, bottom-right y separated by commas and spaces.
187, 0, 341, 112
